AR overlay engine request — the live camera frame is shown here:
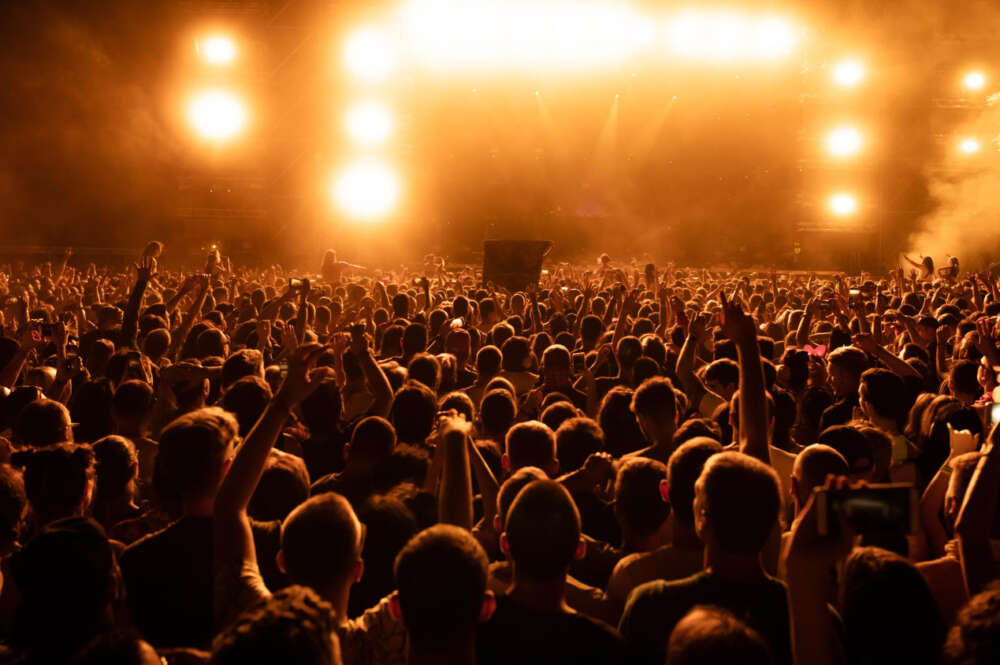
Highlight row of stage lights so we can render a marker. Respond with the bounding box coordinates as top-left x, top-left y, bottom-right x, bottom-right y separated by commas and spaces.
179, 28, 993, 224
821, 58, 989, 219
